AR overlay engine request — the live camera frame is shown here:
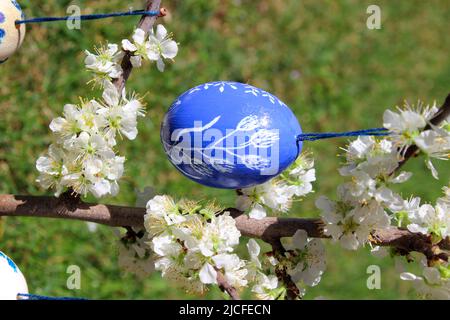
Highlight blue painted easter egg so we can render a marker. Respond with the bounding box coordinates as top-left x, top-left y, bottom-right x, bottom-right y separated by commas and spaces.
0, 0, 26, 63
161, 81, 302, 189
0, 251, 28, 300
